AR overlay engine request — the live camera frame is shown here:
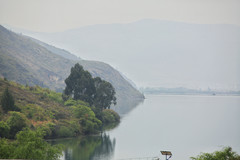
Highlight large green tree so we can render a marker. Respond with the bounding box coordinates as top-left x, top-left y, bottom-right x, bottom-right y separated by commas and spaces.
191, 147, 240, 160
64, 63, 117, 110
64, 63, 95, 105
93, 77, 116, 110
